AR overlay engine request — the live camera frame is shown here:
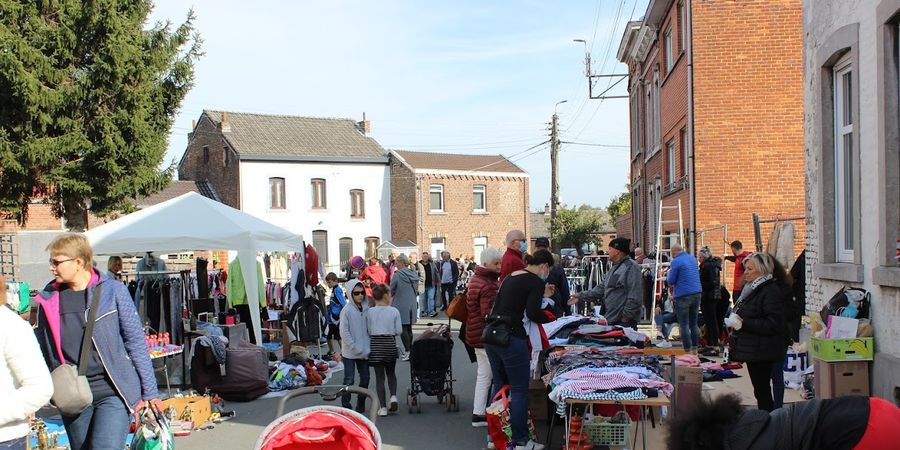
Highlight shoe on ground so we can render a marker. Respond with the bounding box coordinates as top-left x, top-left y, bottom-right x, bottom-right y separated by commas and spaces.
389, 395, 399, 412
472, 414, 488, 427
656, 340, 673, 348
430, 311, 439, 317
377, 407, 388, 417
401, 352, 410, 361
513, 440, 545, 450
